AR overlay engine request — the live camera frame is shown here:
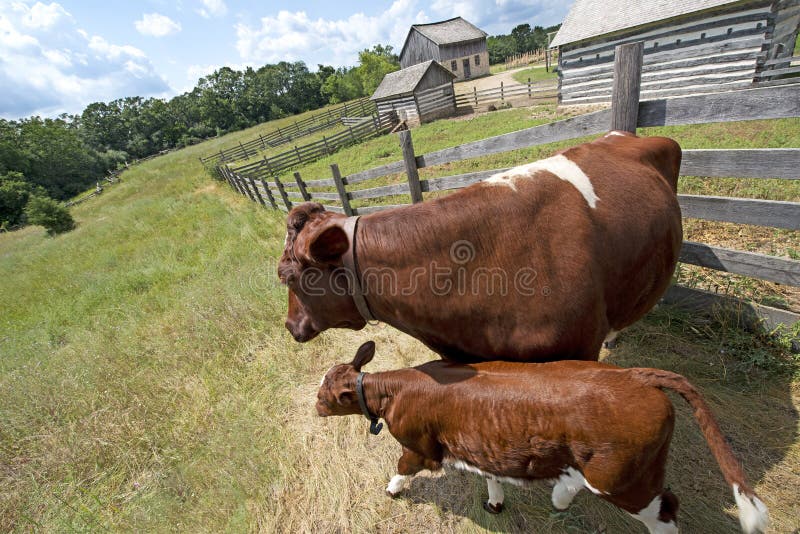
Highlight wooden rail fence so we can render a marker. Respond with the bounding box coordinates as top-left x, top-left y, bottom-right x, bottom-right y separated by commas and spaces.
200, 97, 375, 166
222, 43, 800, 331
223, 112, 398, 182
454, 79, 557, 108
